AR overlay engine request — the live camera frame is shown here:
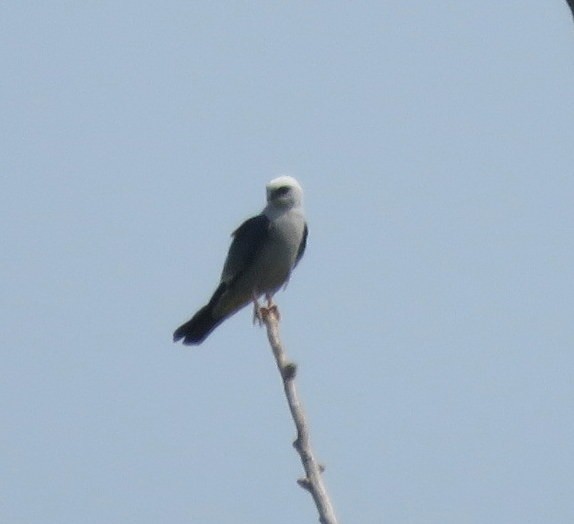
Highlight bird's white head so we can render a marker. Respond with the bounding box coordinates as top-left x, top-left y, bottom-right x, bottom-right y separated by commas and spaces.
266, 176, 303, 209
